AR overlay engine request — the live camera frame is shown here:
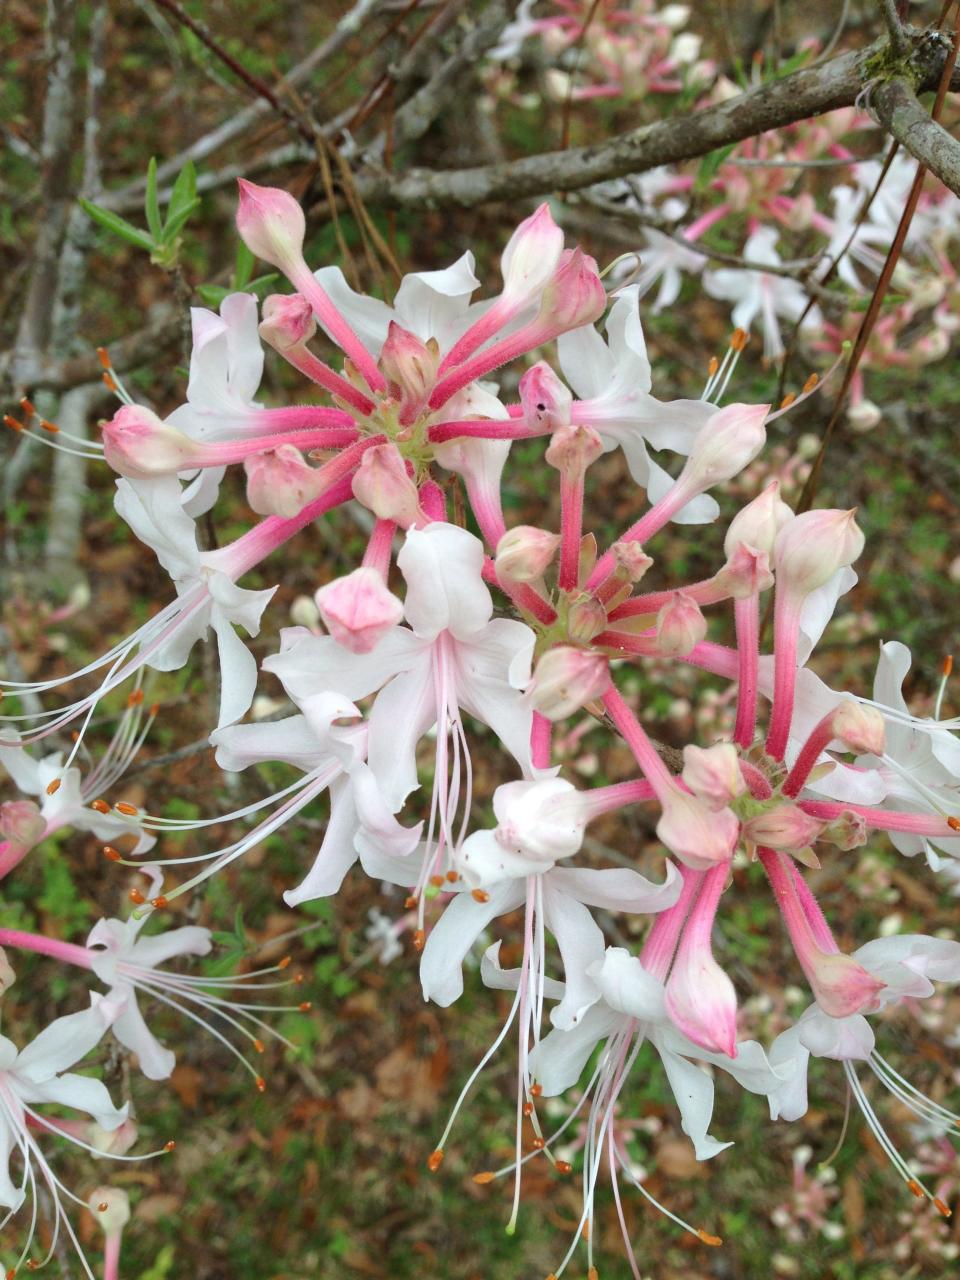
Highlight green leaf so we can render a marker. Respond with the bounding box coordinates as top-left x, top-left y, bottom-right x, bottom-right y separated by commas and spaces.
79, 199, 156, 252
233, 239, 256, 288
164, 159, 198, 237
694, 143, 737, 194
196, 283, 230, 307
144, 157, 163, 239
